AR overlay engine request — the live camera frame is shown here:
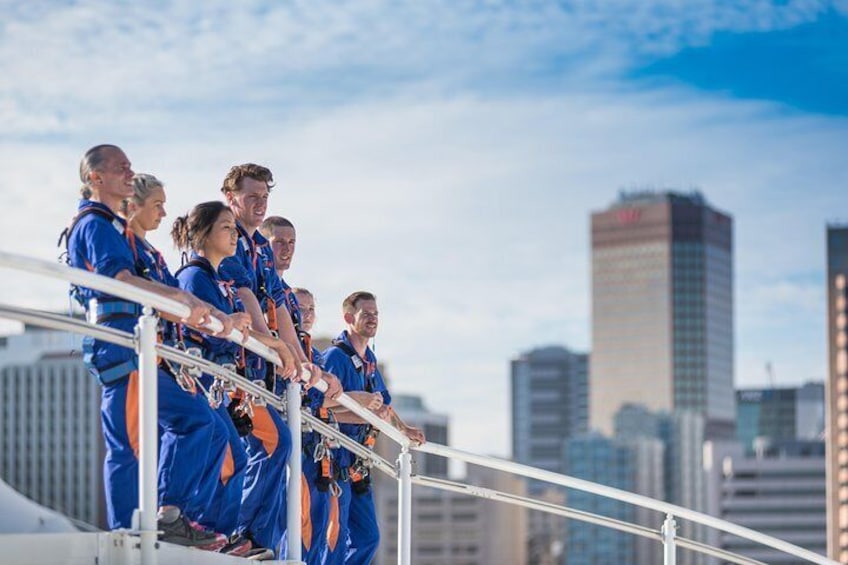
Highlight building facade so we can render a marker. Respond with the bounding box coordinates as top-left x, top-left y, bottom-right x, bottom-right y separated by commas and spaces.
704, 439, 826, 563
0, 326, 105, 528
591, 191, 734, 439
737, 382, 825, 454
827, 225, 848, 563
563, 433, 636, 565
511, 345, 589, 478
